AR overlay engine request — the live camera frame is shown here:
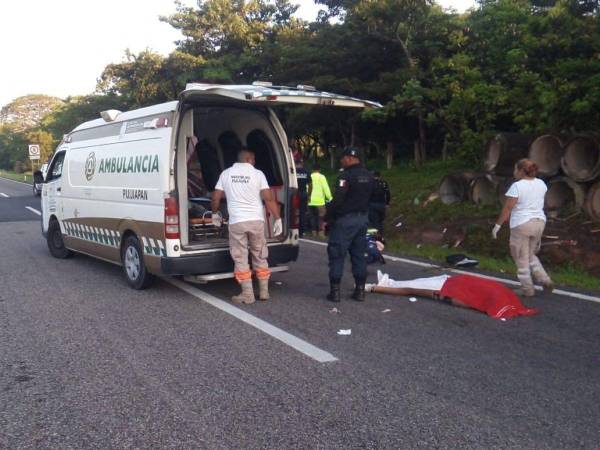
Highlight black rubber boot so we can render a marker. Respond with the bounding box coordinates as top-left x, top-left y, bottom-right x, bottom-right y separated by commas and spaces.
326, 283, 341, 302
351, 283, 366, 302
